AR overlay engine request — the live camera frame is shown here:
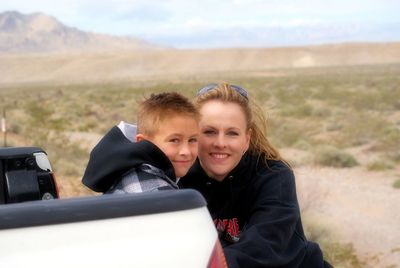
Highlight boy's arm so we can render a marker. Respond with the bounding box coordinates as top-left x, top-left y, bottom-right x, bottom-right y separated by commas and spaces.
107, 167, 176, 194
